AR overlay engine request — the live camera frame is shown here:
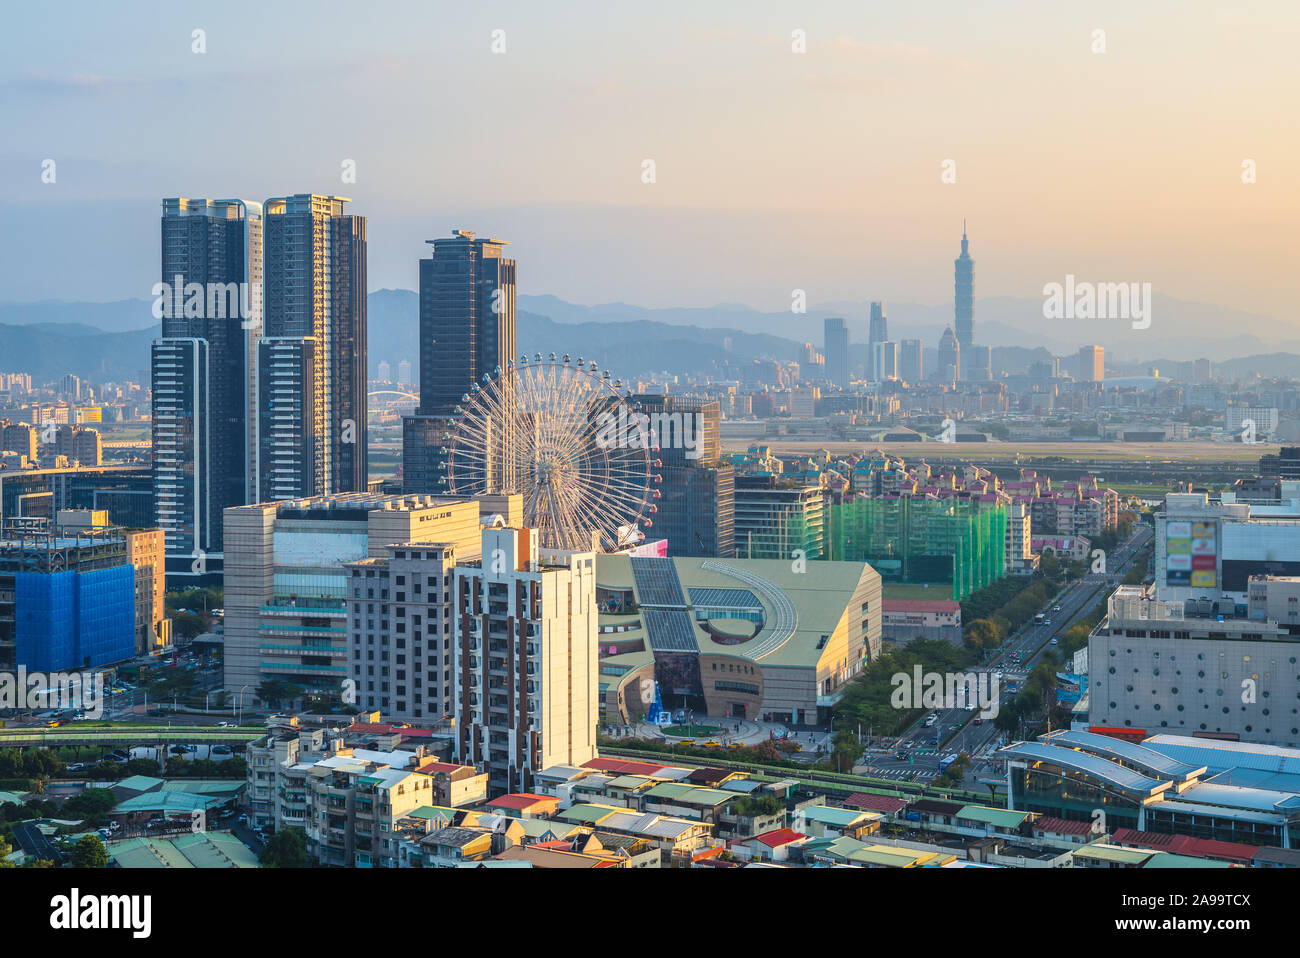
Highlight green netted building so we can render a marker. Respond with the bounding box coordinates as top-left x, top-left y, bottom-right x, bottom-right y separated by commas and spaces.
823, 496, 1006, 600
